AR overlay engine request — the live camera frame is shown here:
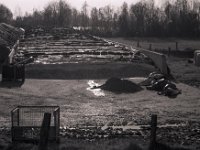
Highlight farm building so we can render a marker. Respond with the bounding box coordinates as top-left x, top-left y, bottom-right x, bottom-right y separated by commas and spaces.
0, 23, 24, 47
0, 23, 24, 64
